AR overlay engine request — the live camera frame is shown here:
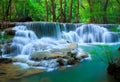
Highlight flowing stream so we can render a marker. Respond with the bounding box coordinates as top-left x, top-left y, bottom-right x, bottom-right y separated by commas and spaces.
1, 22, 120, 82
